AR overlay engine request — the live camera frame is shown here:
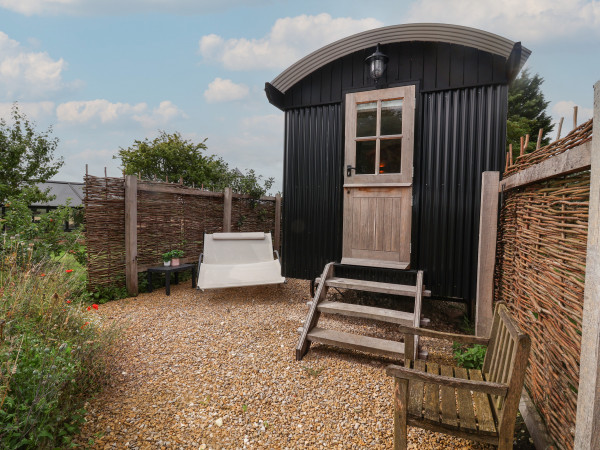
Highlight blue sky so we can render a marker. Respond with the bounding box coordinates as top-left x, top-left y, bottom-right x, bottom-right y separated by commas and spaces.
1, 0, 598, 193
